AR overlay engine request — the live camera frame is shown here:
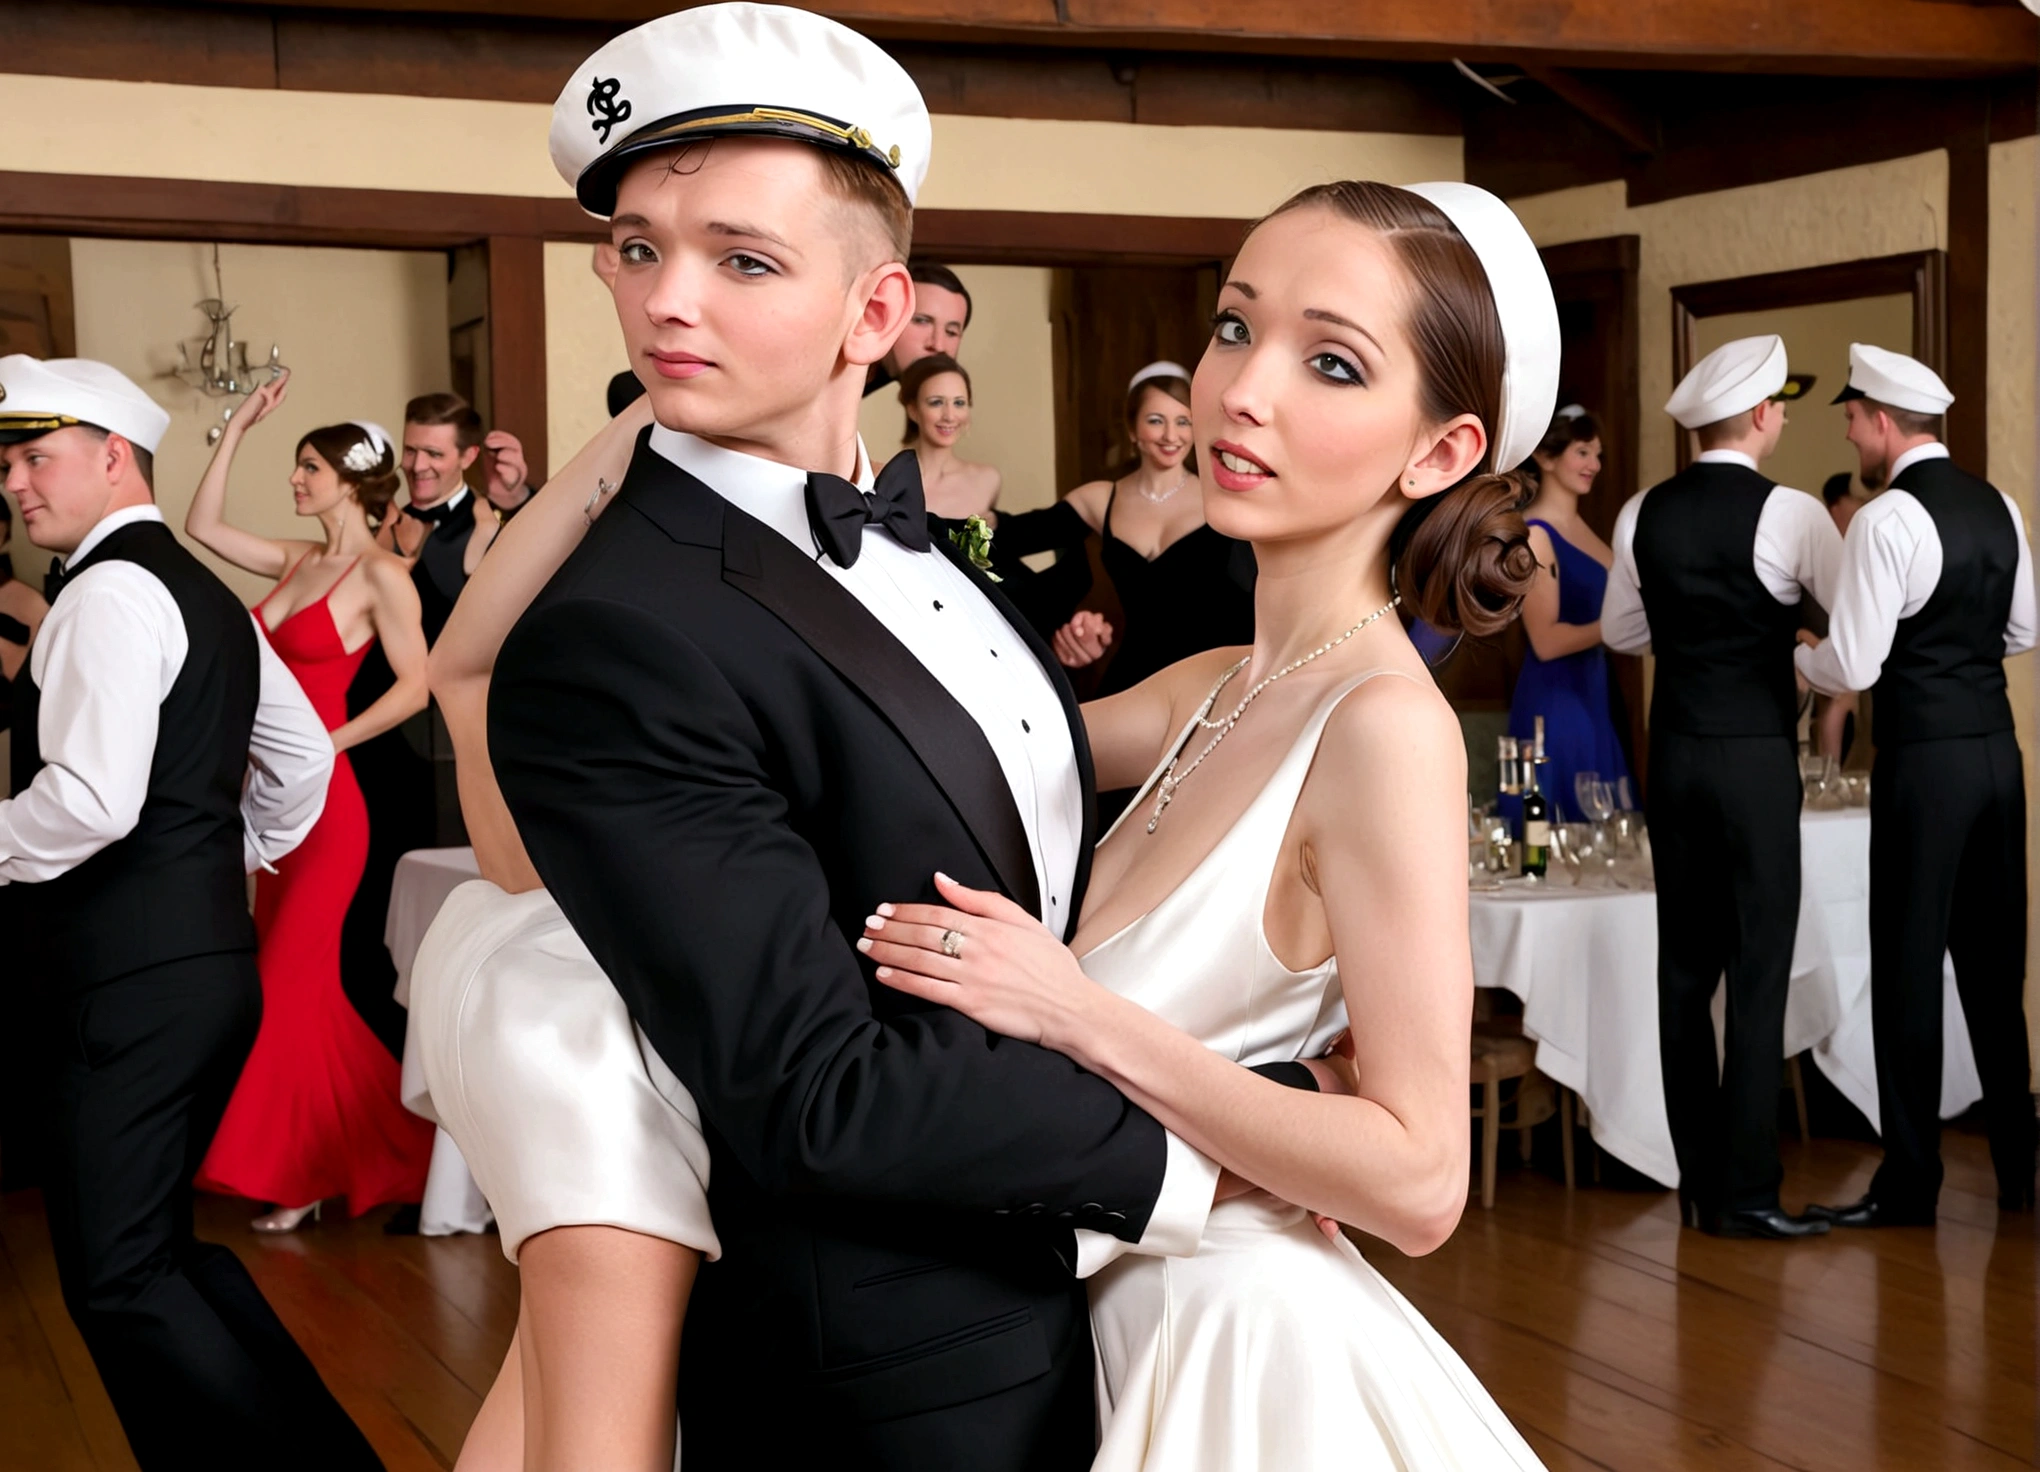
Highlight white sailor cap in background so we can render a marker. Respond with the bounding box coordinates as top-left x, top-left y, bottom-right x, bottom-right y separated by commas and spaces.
550, 2, 932, 217
0, 355, 171, 454
1832, 343, 1953, 416
1664, 334, 1814, 430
